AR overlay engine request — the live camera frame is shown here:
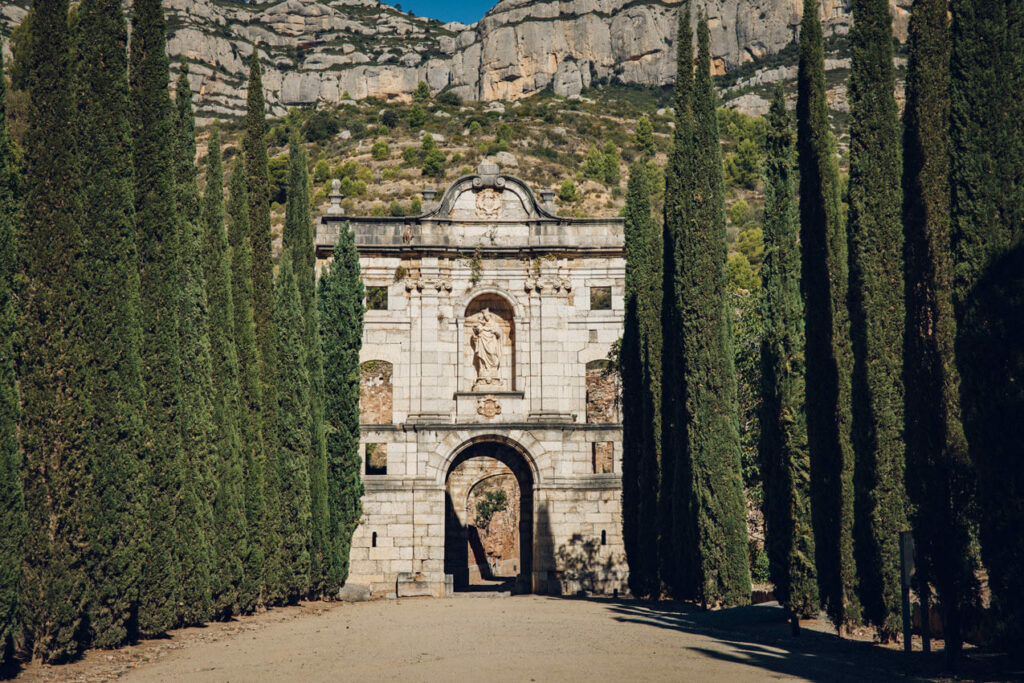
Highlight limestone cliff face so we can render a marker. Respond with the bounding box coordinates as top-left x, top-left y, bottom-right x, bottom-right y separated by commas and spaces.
0, 0, 910, 116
